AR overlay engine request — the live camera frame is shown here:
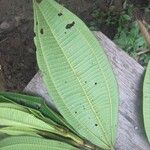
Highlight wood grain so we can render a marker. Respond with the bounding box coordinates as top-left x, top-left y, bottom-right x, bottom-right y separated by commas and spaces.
25, 32, 150, 150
